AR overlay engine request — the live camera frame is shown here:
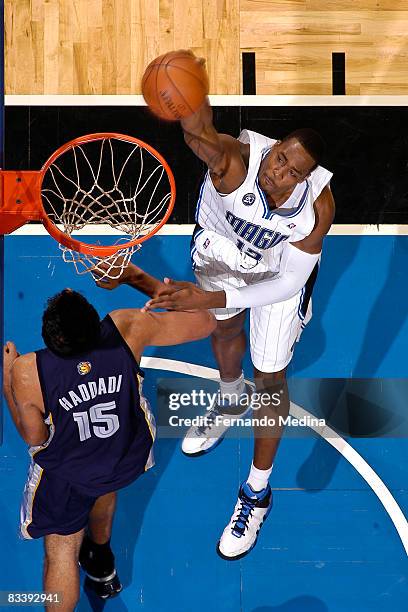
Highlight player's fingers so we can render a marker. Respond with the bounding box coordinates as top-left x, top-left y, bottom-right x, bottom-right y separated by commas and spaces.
157, 289, 183, 300
147, 296, 174, 309
146, 298, 165, 307
92, 262, 110, 277
151, 301, 174, 310
144, 299, 160, 309
4, 341, 19, 357
164, 278, 192, 289
177, 48, 194, 57
95, 279, 113, 290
